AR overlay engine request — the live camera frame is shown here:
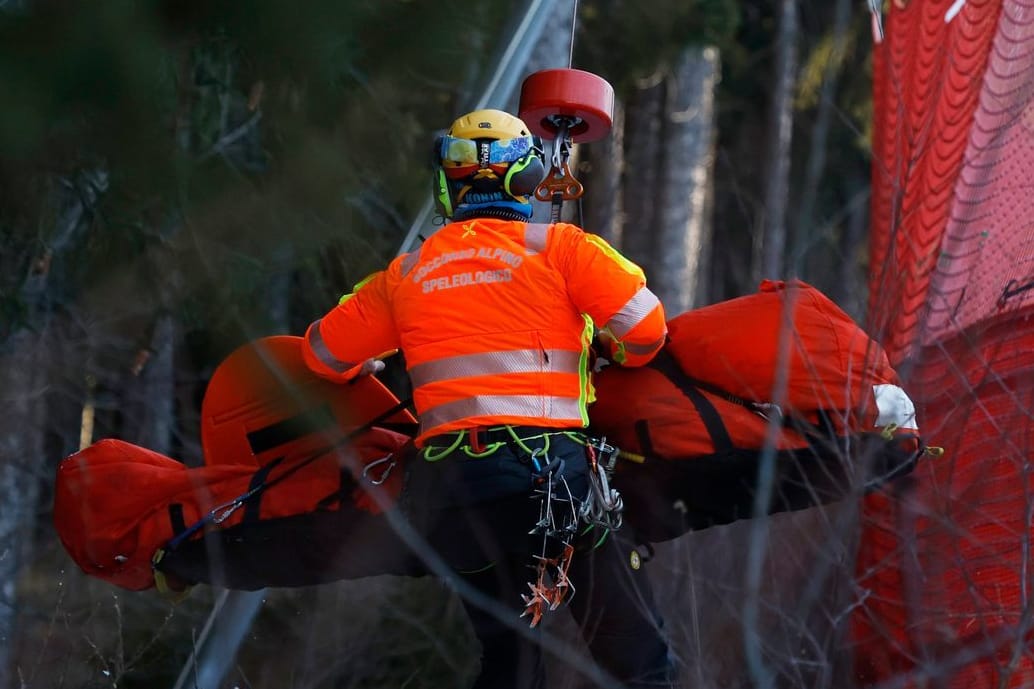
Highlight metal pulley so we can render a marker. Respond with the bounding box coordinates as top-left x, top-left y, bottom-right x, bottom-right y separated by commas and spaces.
519, 68, 615, 221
